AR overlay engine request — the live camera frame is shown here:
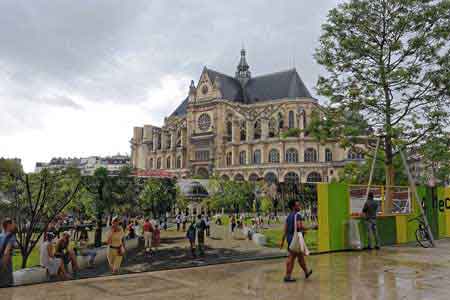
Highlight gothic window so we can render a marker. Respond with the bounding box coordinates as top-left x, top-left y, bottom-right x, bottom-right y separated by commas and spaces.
157, 133, 161, 150
156, 157, 161, 169
264, 172, 278, 184
304, 148, 318, 162
269, 118, 277, 138
268, 149, 280, 163
307, 172, 322, 183
347, 147, 365, 160
253, 150, 261, 164
149, 158, 153, 169
176, 156, 182, 169
195, 151, 210, 161
198, 113, 211, 131
166, 134, 171, 149
240, 121, 246, 141
221, 174, 230, 181
254, 121, 261, 140
226, 152, 232, 166
166, 157, 171, 169
285, 148, 299, 163
288, 111, 295, 129
234, 174, 245, 181
284, 172, 299, 185
239, 151, 247, 165
176, 130, 181, 147
249, 173, 259, 182
226, 121, 232, 142
325, 149, 333, 162
278, 112, 284, 129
